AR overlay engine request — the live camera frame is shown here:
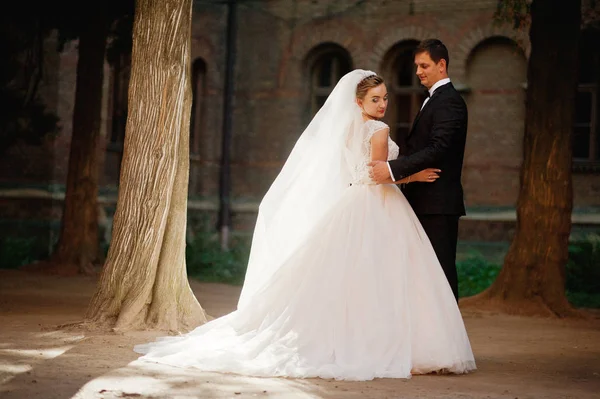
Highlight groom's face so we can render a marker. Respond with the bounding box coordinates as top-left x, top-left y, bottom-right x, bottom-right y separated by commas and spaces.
414, 51, 446, 89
